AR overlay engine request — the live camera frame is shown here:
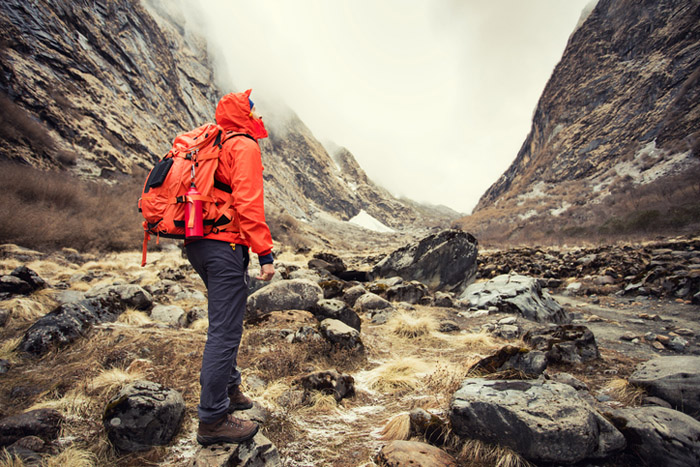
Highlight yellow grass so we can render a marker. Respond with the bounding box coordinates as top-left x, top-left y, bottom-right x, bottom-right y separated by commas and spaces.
43, 447, 97, 467
189, 318, 209, 331
604, 378, 646, 406
301, 392, 338, 414
364, 357, 430, 394
30, 388, 94, 420
386, 310, 438, 338
0, 297, 50, 323
0, 449, 25, 467
87, 367, 144, 399
0, 336, 22, 363
117, 309, 154, 326
379, 413, 411, 440
457, 439, 533, 467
